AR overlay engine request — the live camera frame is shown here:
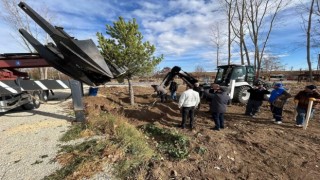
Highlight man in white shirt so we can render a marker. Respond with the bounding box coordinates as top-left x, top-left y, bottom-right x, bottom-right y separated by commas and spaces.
178, 84, 200, 129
